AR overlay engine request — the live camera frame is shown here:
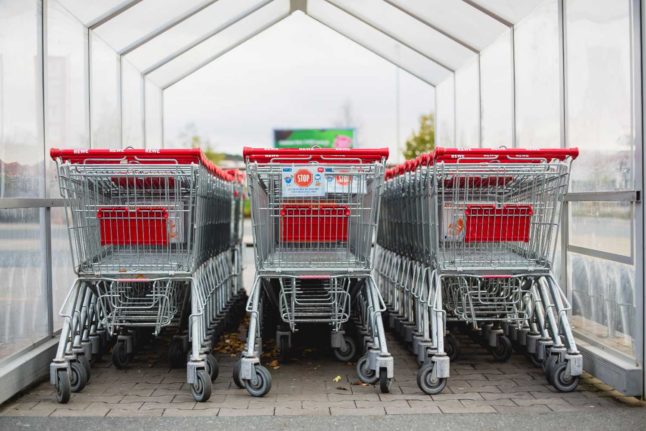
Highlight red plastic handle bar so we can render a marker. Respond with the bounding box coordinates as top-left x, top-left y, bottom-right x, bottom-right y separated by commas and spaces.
50, 148, 235, 182
431, 147, 579, 164
243, 147, 389, 164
